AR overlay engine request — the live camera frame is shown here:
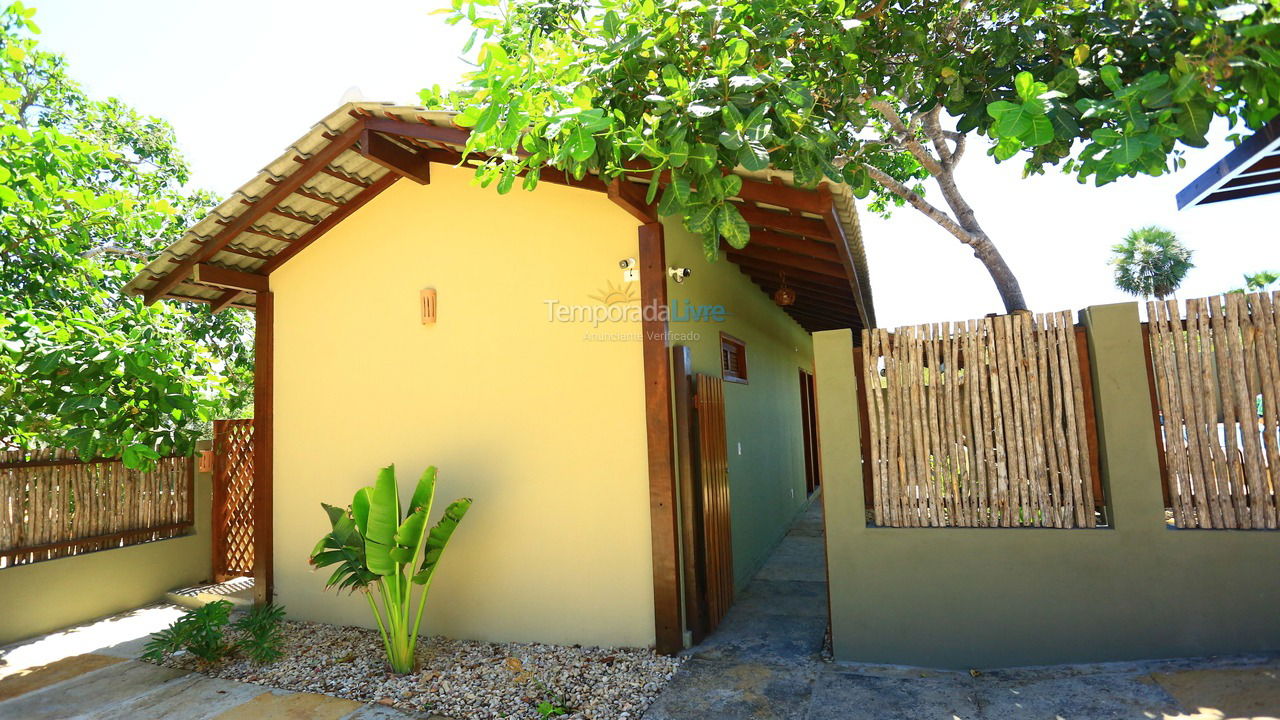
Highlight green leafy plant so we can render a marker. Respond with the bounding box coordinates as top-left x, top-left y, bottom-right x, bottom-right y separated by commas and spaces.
1231, 270, 1279, 294
142, 601, 287, 665
234, 602, 287, 664
1111, 226, 1194, 301
143, 601, 234, 663
431, 0, 1280, 314
0, 3, 254, 468
310, 465, 472, 674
